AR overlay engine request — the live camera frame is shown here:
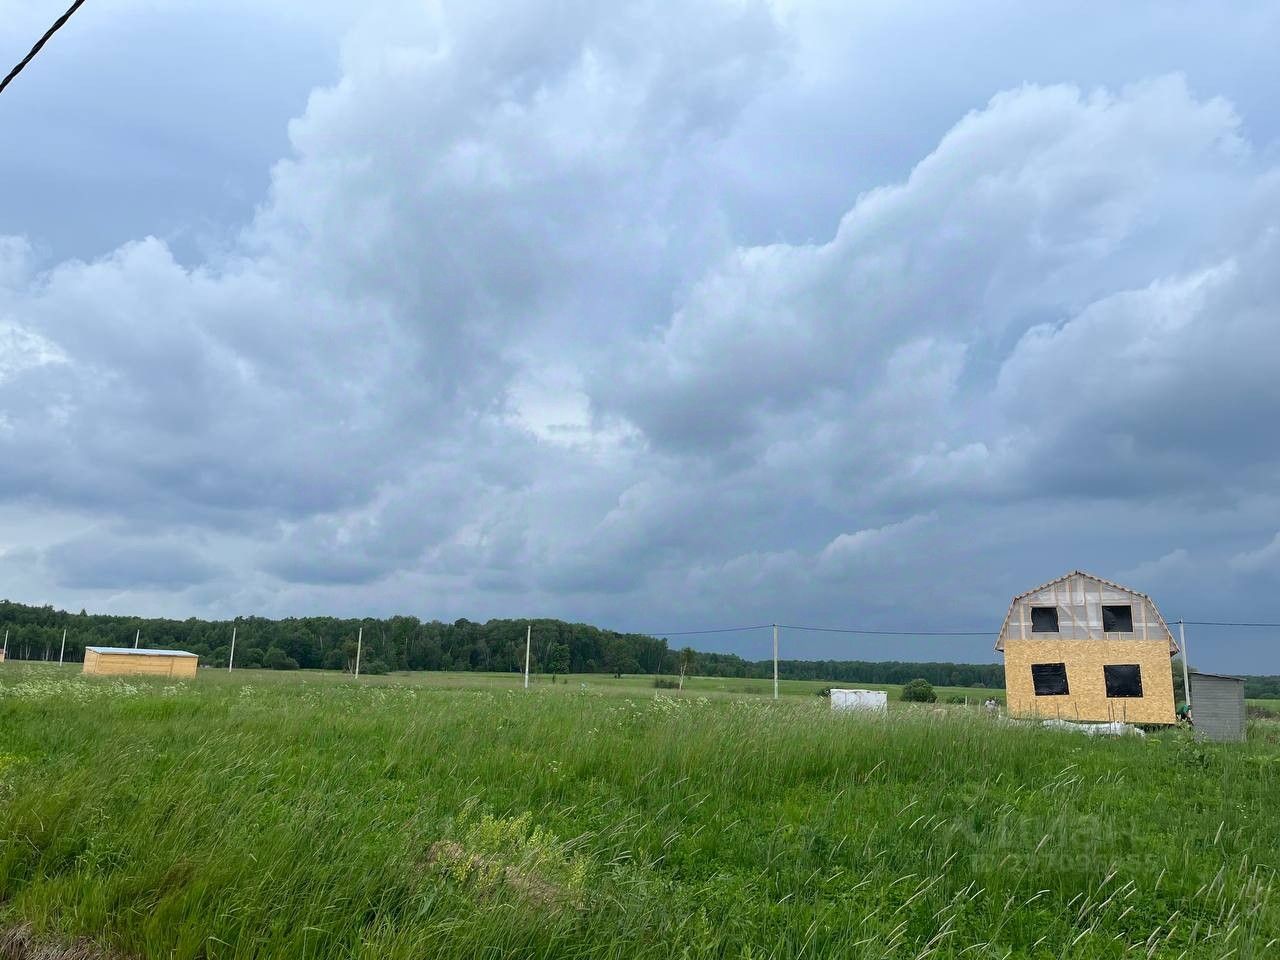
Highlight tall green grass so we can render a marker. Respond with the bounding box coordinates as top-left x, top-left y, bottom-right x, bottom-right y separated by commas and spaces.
1, 663, 1277, 958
